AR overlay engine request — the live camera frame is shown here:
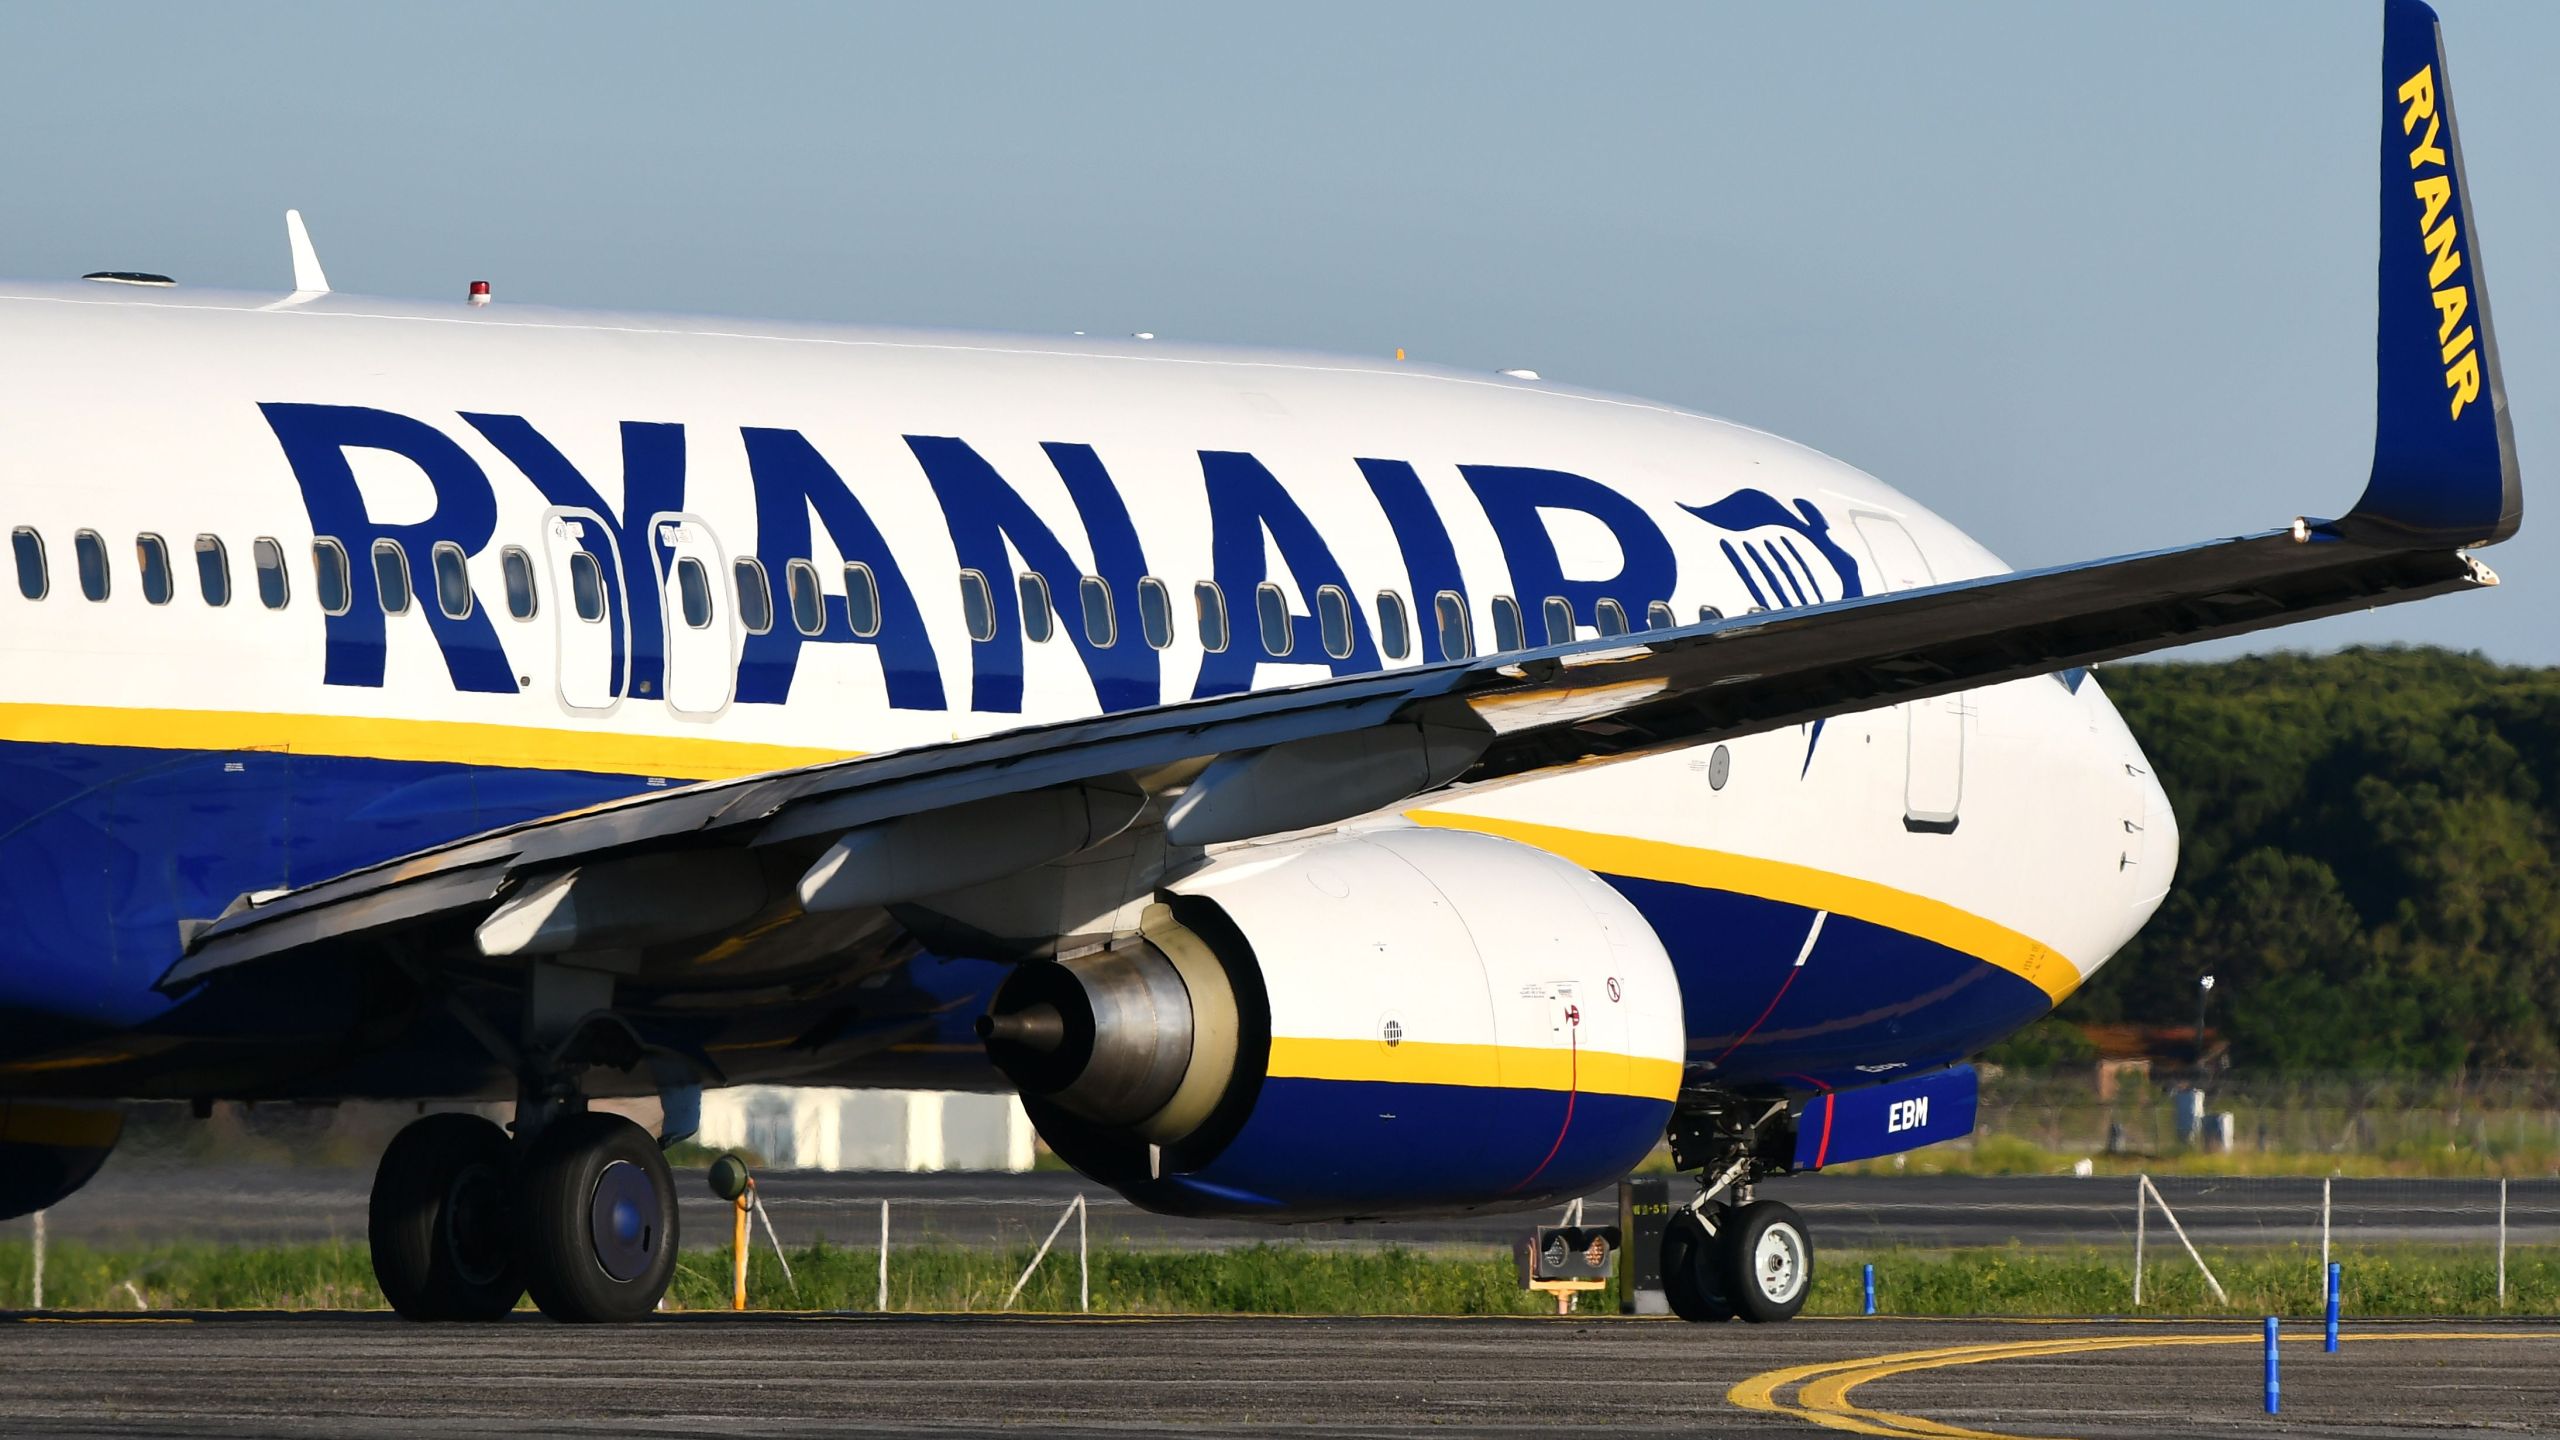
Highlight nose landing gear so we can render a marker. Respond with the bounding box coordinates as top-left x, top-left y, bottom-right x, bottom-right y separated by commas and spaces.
1658, 1095, 1814, 1324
